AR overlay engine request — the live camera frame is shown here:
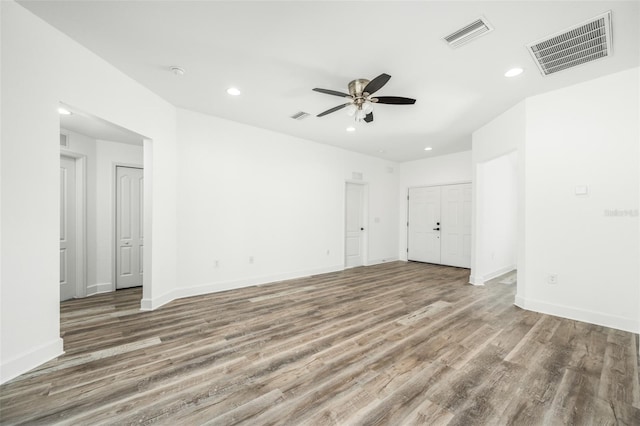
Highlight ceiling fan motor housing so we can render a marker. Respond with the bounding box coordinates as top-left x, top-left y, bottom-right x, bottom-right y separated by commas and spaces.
348, 79, 370, 97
